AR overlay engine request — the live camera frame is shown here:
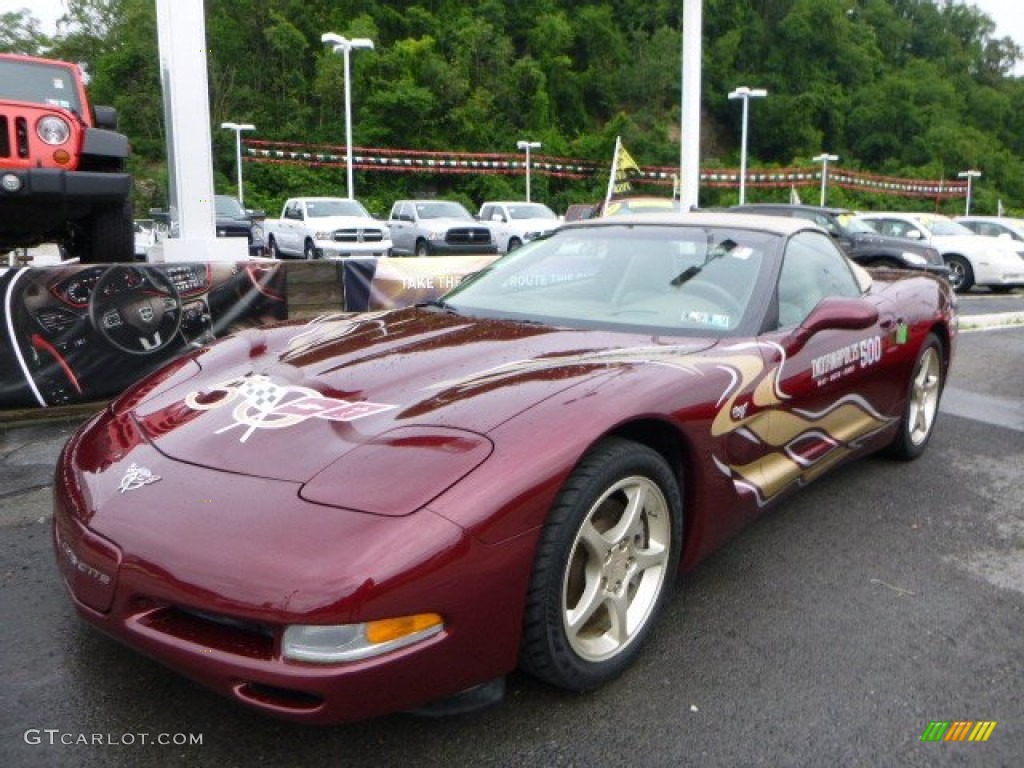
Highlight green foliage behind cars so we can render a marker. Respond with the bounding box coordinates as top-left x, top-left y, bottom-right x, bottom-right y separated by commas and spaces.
4, 0, 1024, 217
